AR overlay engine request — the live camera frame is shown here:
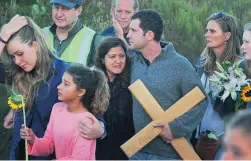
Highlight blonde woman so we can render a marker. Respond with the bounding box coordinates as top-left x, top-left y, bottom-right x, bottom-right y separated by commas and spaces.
241, 22, 251, 110
242, 22, 251, 77
0, 15, 105, 160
